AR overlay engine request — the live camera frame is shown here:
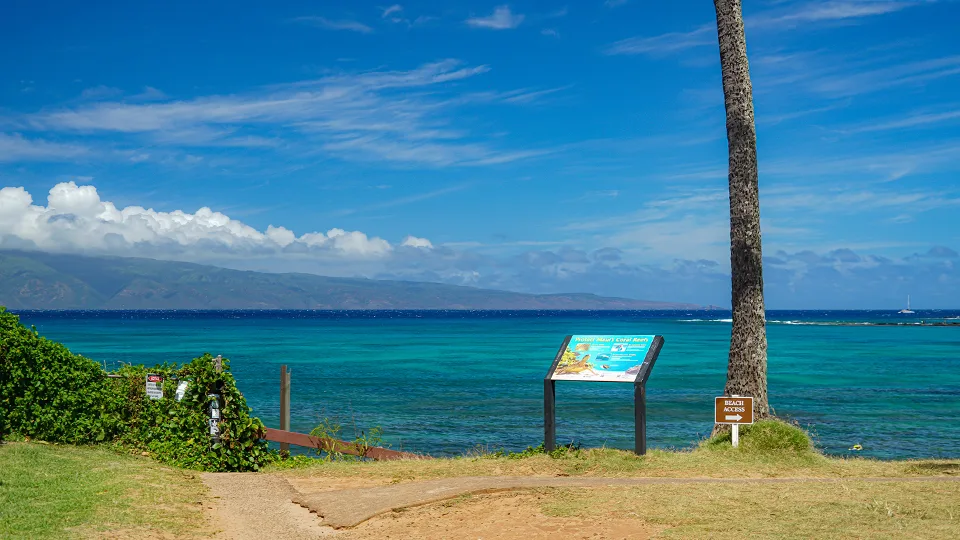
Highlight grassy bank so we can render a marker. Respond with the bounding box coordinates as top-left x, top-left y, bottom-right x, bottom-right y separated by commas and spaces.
354, 480, 958, 540
3, 421, 958, 539
0, 442, 211, 539
535, 481, 960, 538
271, 420, 960, 482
